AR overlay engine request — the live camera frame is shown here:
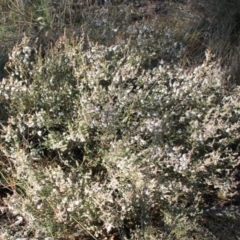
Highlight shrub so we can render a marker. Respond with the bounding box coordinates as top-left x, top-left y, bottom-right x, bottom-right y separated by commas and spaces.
0, 31, 240, 239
